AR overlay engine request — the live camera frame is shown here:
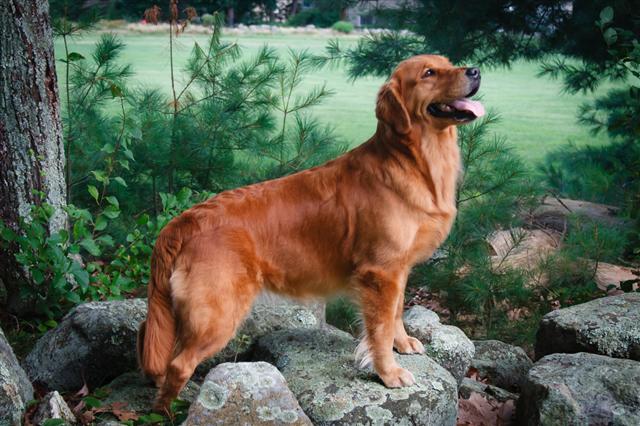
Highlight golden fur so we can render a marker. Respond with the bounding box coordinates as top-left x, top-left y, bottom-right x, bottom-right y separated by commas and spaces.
138, 54, 482, 411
